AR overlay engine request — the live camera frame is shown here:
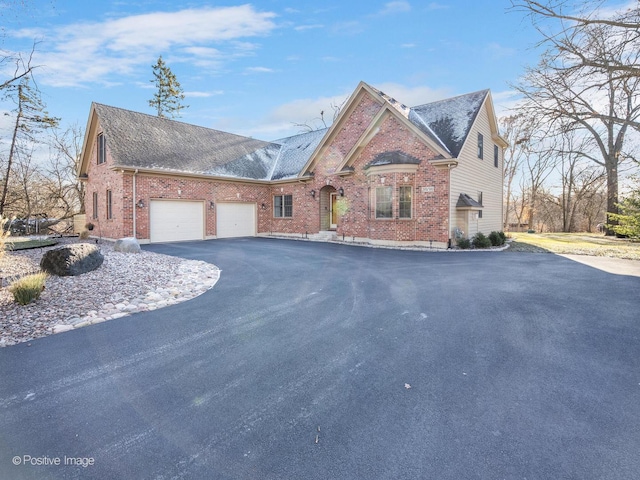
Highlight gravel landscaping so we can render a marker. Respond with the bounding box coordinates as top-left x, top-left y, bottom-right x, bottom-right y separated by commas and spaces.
0, 237, 219, 347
